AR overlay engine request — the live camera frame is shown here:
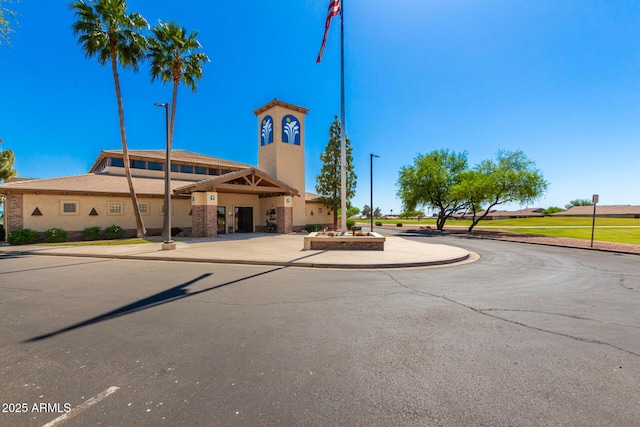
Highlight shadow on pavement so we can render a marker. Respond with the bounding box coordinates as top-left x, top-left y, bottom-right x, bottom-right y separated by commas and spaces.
23, 267, 285, 343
